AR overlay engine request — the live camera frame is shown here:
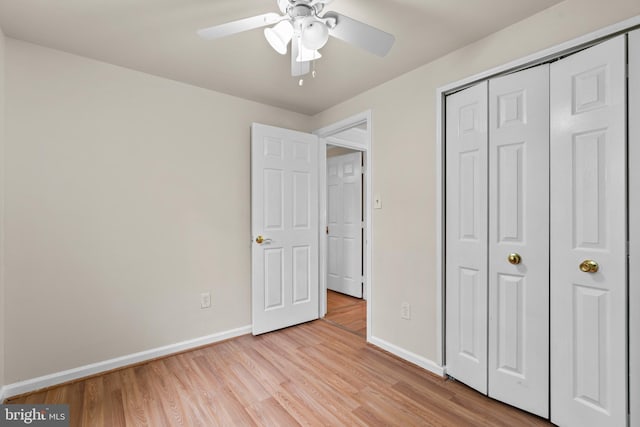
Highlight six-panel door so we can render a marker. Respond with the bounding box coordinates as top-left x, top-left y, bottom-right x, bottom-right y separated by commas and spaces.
327, 152, 363, 298
488, 64, 550, 418
445, 82, 489, 394
251, 123, 319, 335
550, 36, 627, 427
